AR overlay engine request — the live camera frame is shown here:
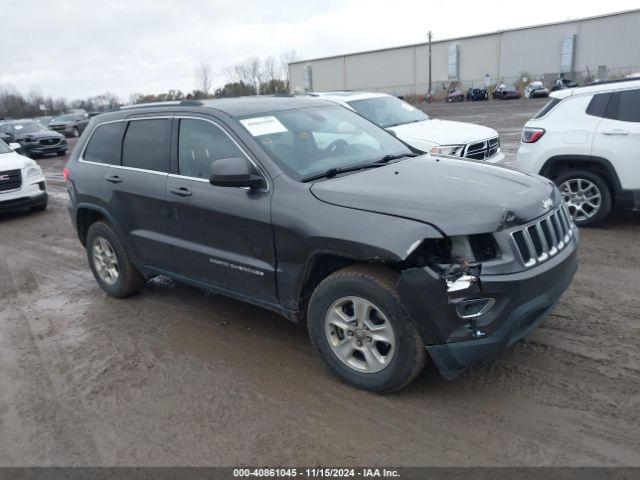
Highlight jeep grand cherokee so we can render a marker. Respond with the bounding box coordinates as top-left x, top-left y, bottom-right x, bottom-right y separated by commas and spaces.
65, 97, 578, 392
